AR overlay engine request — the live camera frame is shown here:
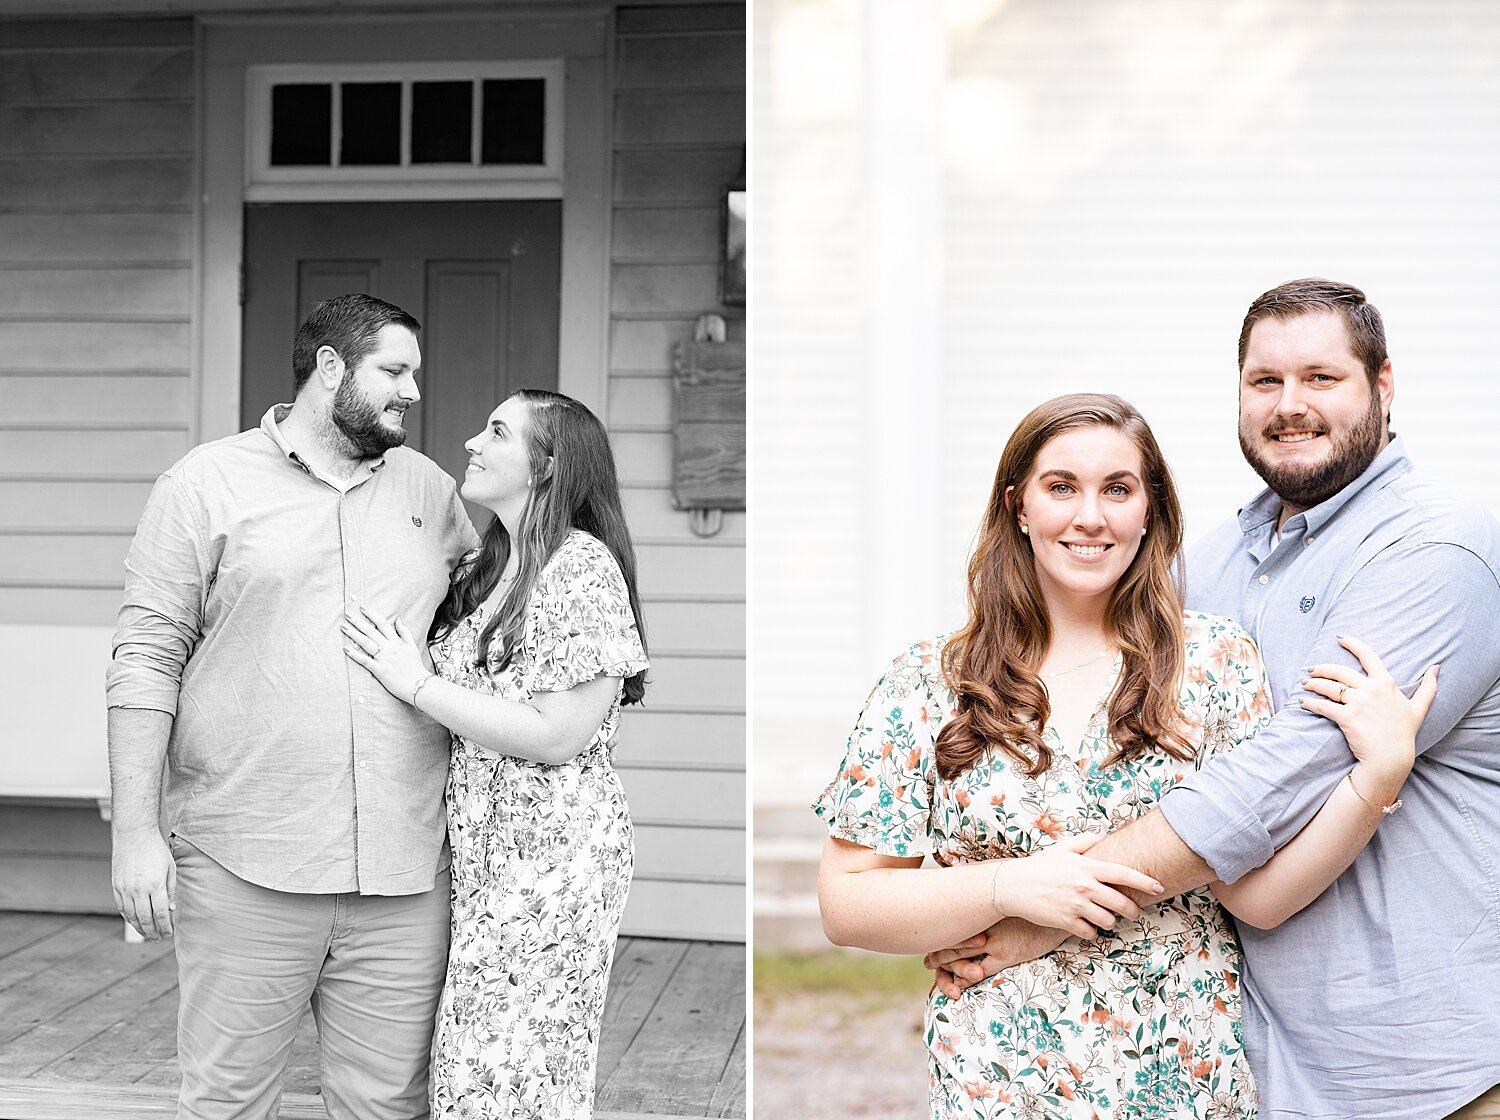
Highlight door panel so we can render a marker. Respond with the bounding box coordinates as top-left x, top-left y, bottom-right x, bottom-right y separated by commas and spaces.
242, 201, 561, 526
